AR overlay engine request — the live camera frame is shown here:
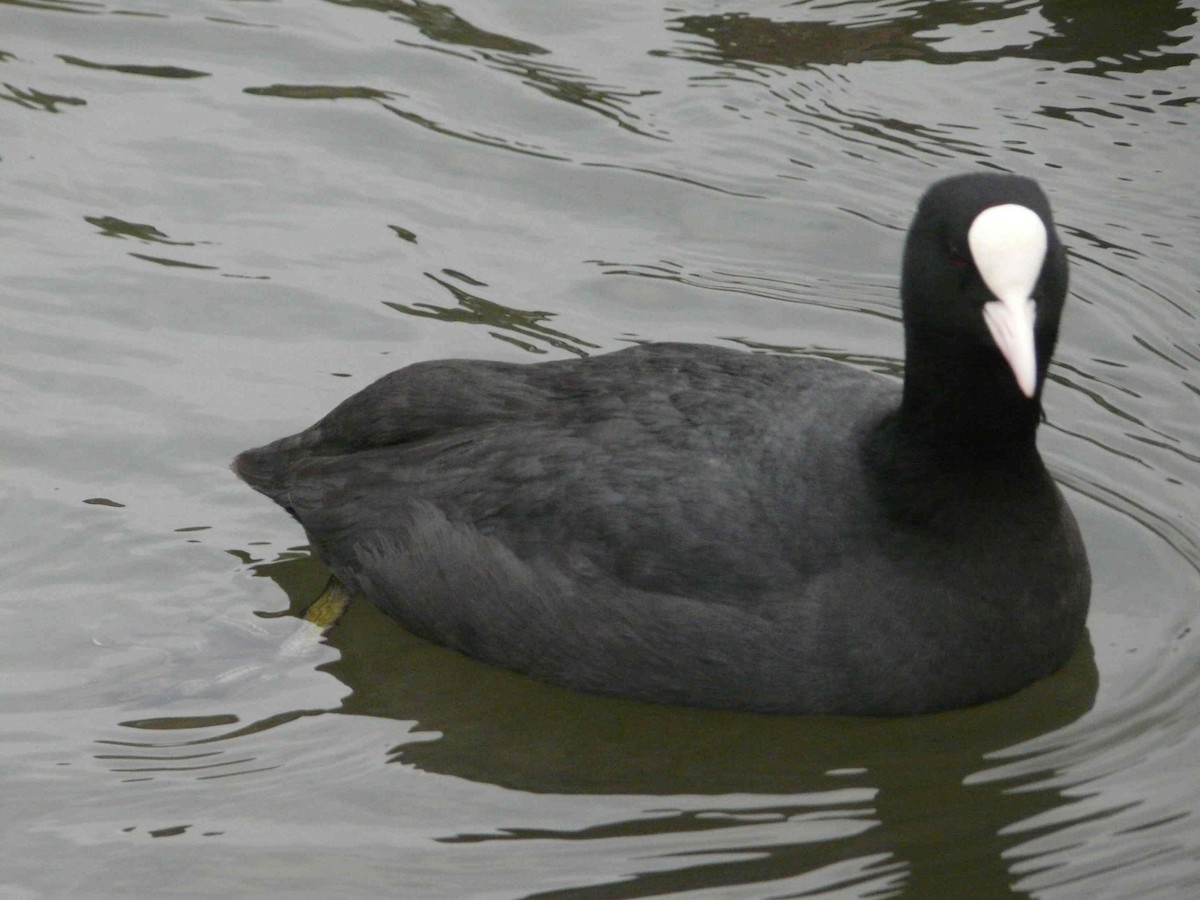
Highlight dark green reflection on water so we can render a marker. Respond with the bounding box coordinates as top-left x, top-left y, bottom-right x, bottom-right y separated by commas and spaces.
324, 0, 547, 56
58, 55, 210, 79
667, 0, 1195, 75
384, 270, 599, 356
250, 553, 1097, 898
320, 0, 669, 142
